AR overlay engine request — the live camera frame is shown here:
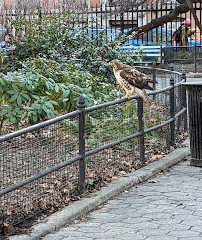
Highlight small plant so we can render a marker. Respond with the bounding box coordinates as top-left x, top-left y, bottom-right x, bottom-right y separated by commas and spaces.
0, 12, 142, 132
